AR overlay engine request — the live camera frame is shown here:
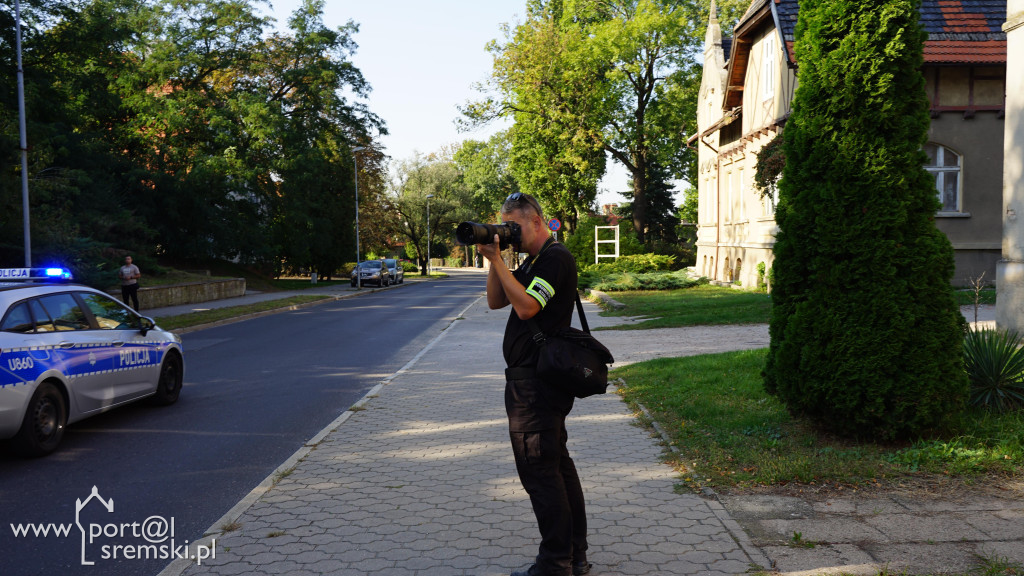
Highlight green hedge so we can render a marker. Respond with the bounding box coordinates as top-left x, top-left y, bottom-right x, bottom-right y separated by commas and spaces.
581, 270, 706, 292
581, 253, 676, 275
